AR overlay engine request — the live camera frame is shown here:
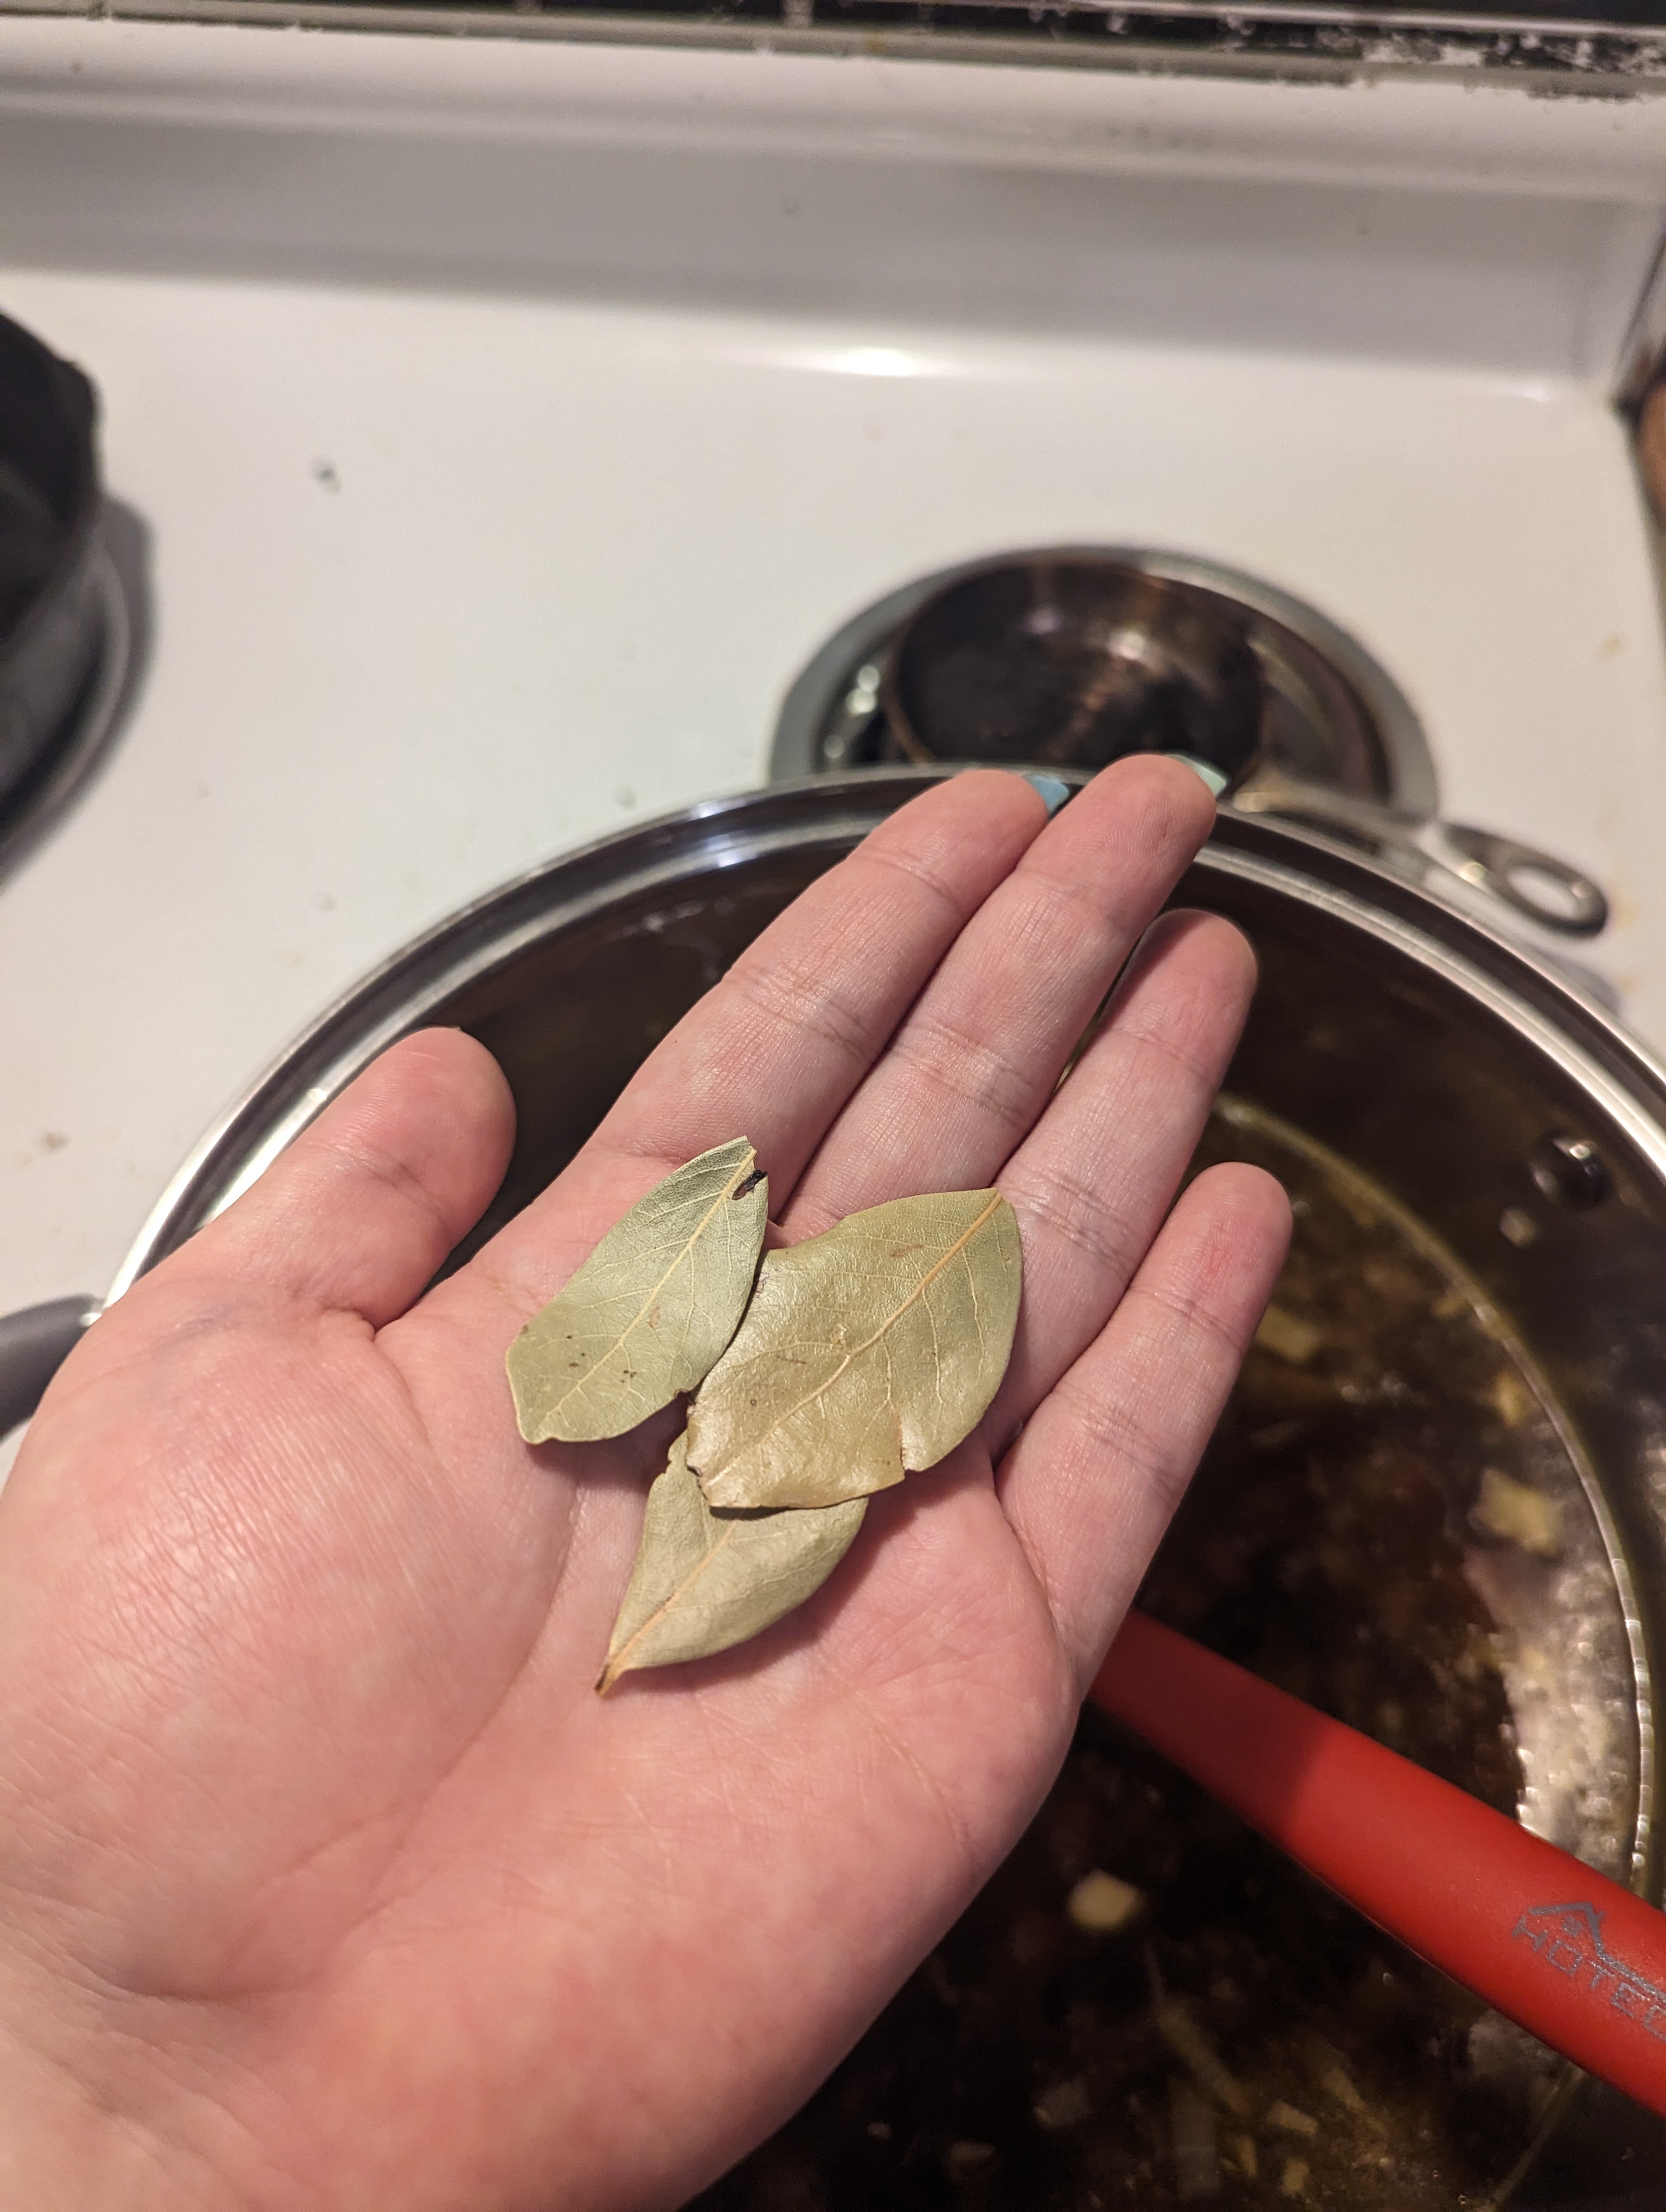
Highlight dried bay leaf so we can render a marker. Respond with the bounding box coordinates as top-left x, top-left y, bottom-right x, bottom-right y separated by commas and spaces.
598, 1432, 866, 1692
687, 1187, 1022, 1511
508, 1136, 768, 1444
